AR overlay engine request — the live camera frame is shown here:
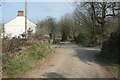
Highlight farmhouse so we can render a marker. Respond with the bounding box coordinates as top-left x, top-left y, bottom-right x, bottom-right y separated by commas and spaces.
4, 10, 36, 38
